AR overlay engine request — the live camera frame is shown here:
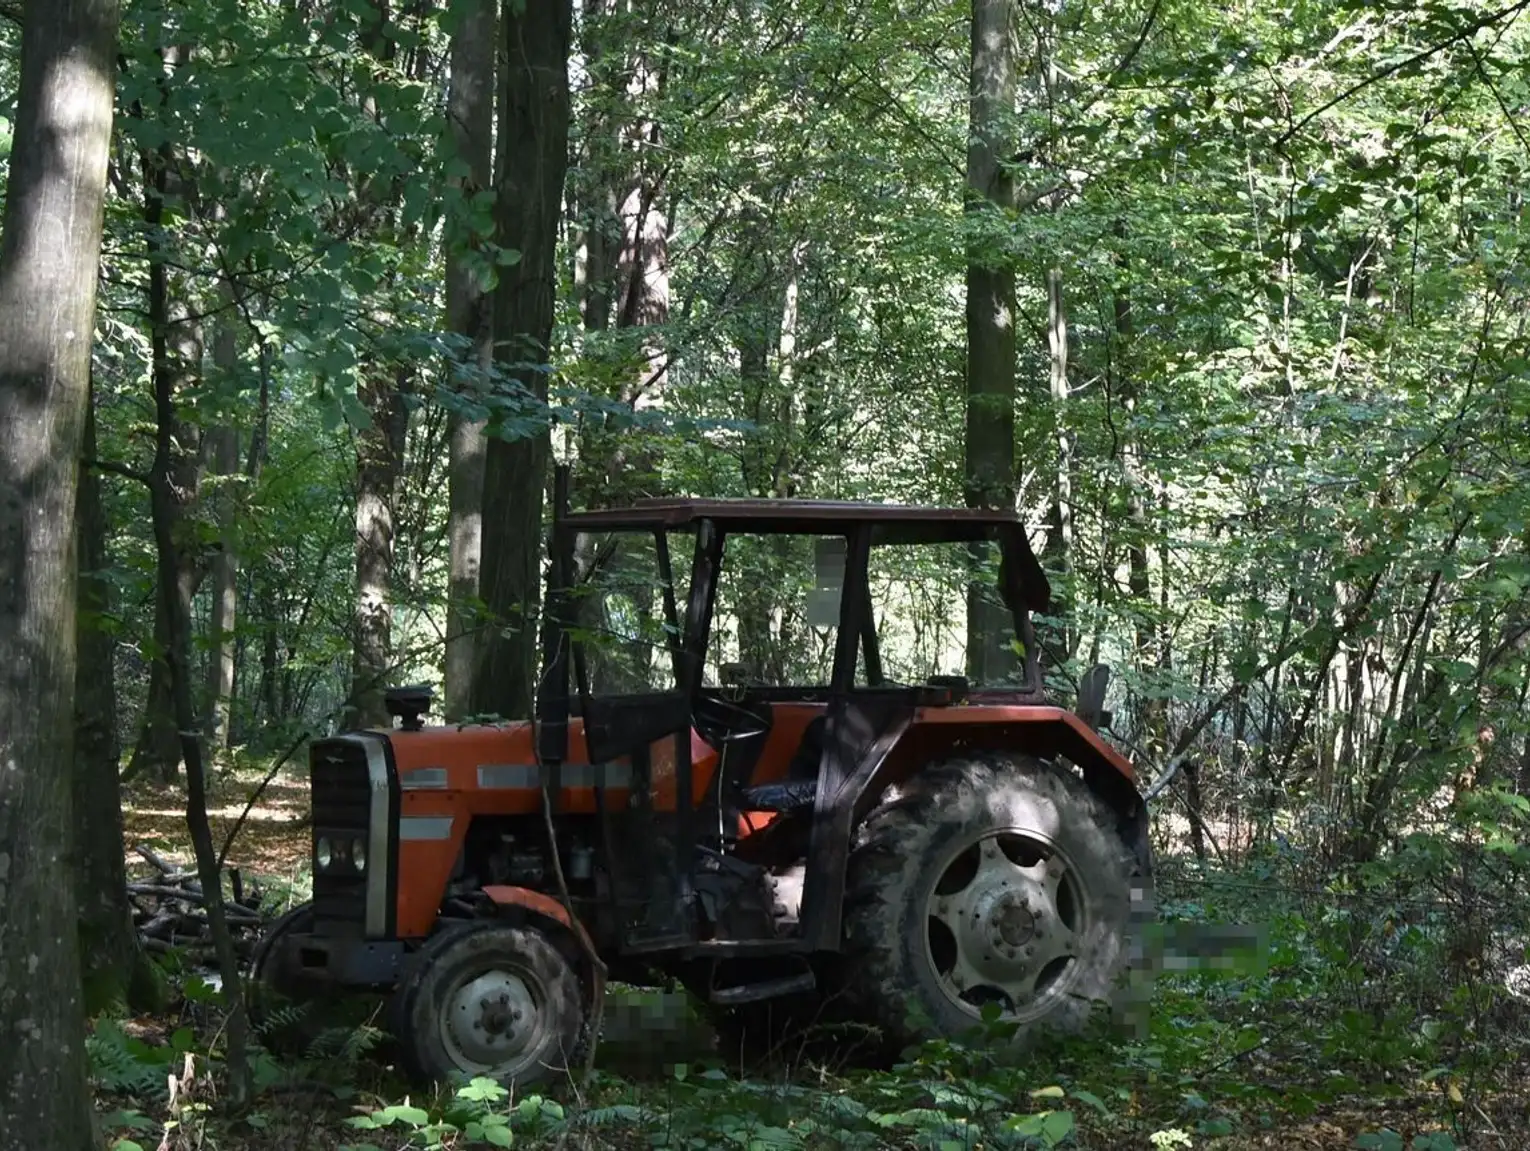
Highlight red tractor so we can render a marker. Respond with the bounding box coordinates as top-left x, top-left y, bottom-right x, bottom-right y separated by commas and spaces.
250, 482, 1153, 1087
